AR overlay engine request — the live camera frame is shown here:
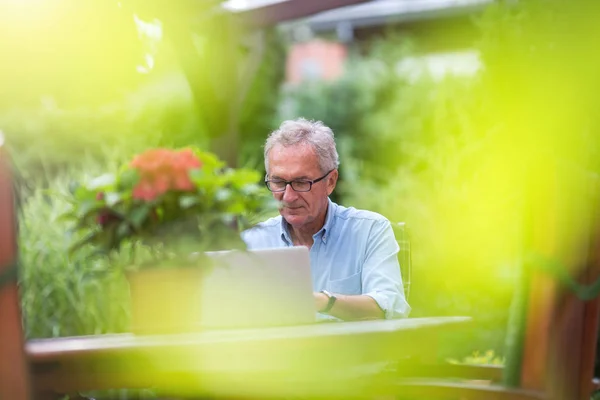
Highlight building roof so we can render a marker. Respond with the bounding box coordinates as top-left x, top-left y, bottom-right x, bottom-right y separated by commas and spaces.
222, 0, 373, 28
221, 0, 290, 12
304, 0, 493, 31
